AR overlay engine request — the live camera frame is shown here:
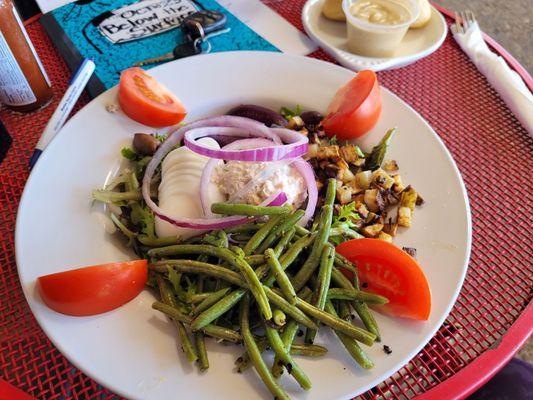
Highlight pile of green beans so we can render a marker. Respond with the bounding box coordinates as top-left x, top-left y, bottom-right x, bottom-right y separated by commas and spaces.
142, 181, 386, 399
